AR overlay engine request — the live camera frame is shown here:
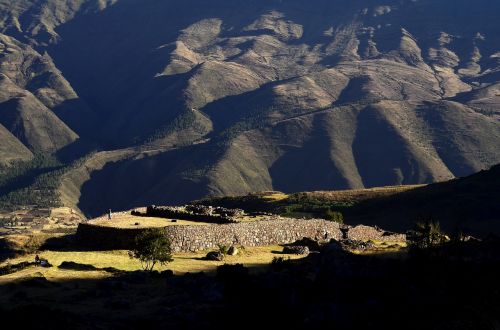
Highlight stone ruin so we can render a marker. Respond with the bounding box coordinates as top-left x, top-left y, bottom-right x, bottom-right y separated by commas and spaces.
132, 204, 245, 224
77, 217, 406, 252
184, 204, 245, 218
